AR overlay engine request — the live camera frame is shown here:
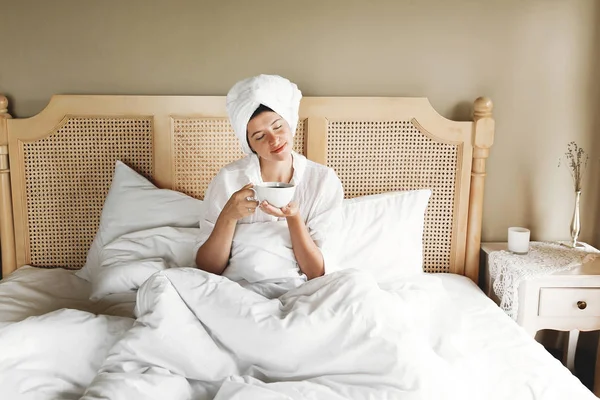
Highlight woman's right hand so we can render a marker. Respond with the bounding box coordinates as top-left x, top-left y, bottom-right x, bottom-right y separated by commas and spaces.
220, 183, 259, 221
